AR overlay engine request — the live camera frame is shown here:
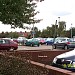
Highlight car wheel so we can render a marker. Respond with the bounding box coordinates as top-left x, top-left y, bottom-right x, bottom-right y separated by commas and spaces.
14, 48, 18, 50
10, 47, 14, 51
7, 49, 10, 51
53, 45, 56, 49
37, 44, 39, 47
64, 45, 68, 50
46, 43, 47, 45
31, 43, 33, 47
46, 43, 48, 45
7, 47, 14, 51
